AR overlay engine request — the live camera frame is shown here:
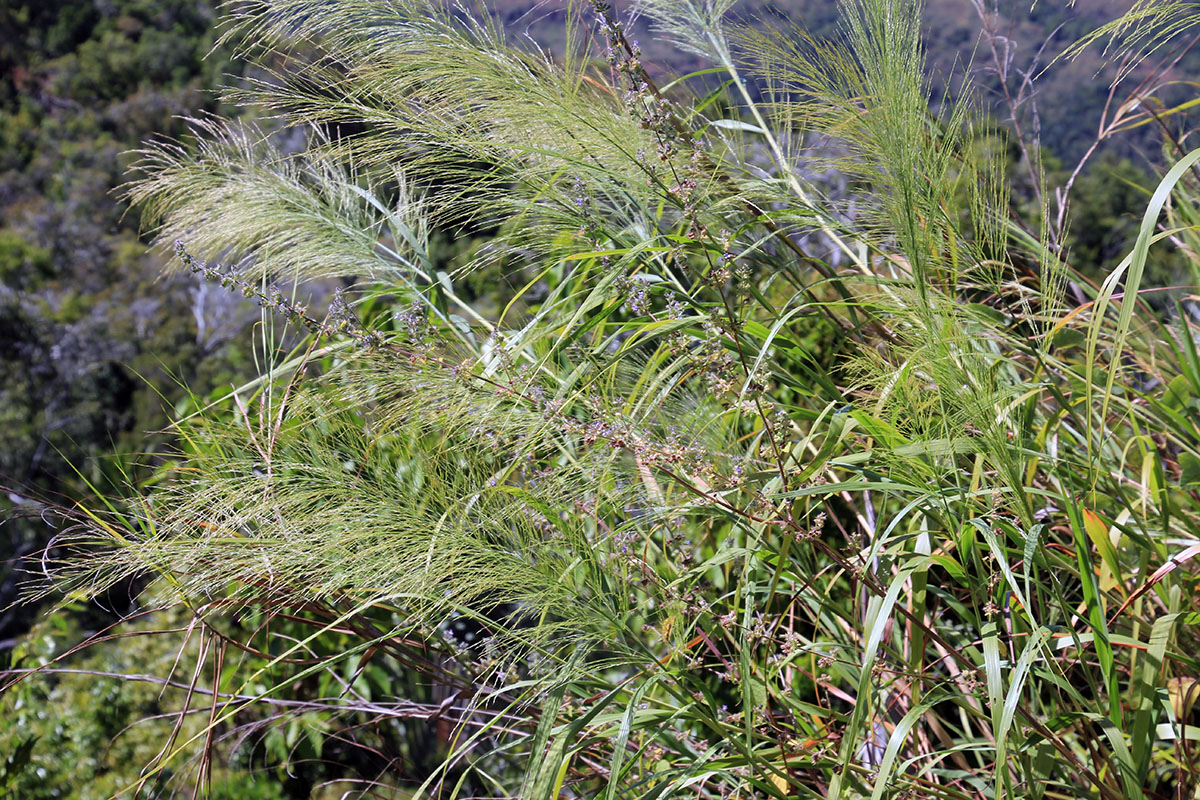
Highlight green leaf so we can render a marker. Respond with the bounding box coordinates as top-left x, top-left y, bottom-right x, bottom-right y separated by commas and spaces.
710, 119, 766, 134
1180, 452, 1200, 487
603, 674, 666, 800
1130, 613, 1180, 783
1163, 374, 1192, 410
